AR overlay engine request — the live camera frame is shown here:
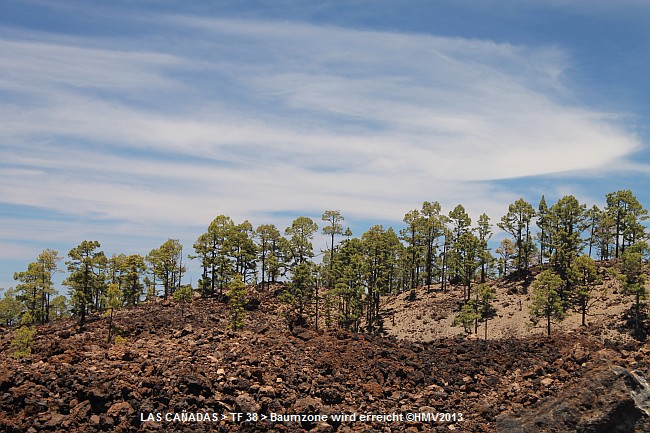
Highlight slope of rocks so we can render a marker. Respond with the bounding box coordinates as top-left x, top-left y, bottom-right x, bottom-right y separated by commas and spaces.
382, 264, 634, 341
0, 290, 648, 432
497, 360, 650, 432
